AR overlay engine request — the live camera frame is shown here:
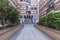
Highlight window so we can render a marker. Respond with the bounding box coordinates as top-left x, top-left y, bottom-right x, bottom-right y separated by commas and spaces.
35, 8, 37, 9
49, 8, 52, 11
20, 0, 25, 1
24, 15, 26, 18
20, 0, 23, 1
57, 3, 60, 6
31, 8, 33, 9
49, 3, 54, 7
26, 6, 28, 10
26, 0, 28, 2
49, 7, 54, 12
48, 0, 54, 12
20, 15, 22, 18
26, 0, 30, 3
